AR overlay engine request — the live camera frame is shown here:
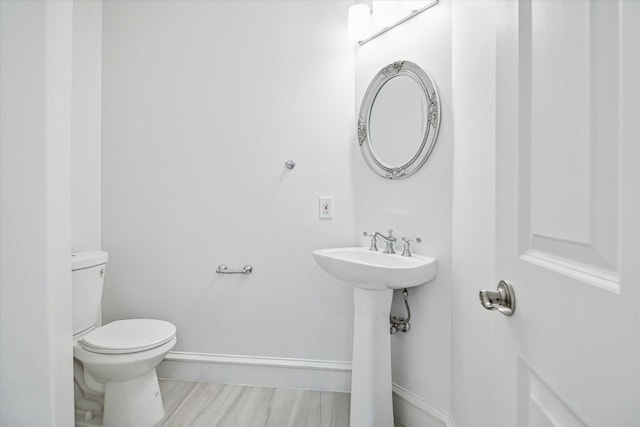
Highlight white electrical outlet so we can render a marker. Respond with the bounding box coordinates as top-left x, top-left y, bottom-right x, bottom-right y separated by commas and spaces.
319, 197, 333, 219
